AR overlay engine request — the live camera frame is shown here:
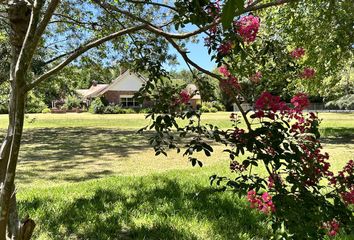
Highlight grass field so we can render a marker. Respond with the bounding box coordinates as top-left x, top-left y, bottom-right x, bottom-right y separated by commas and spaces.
0, 112, 353, 239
